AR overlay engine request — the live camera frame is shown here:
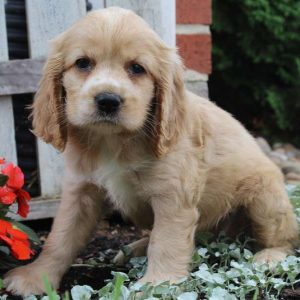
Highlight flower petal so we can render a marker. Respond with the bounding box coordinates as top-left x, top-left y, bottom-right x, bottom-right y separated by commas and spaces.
17, 197, 30, 218
2, 163, 24, 190
7, 227, 29, 241
0, 187, 17, 205
0, 220, 13, 234
0, 234, 13, 246
9, 239, 32, 260
18, 189, 31, 201
0, 221, 33, 260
